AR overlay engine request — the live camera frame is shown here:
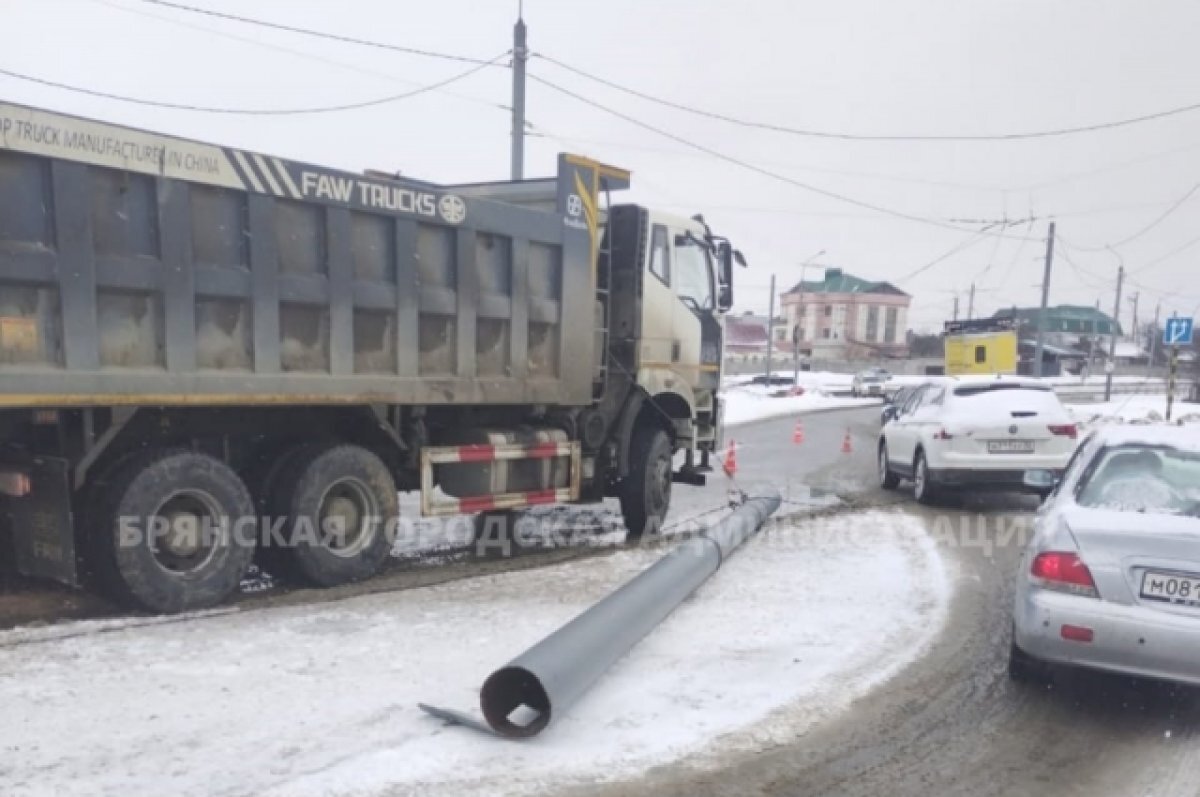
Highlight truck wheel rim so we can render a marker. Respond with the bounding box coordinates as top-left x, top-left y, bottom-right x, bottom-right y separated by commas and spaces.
317, 478, 378, 556
149, 490, 225, 574
653, 456, 671, 514
915, 459, 926, 497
